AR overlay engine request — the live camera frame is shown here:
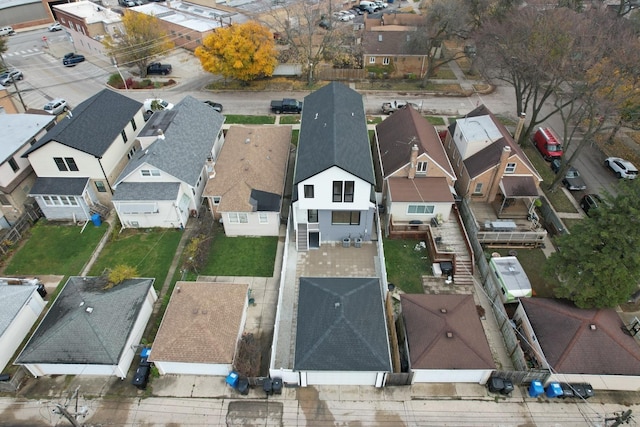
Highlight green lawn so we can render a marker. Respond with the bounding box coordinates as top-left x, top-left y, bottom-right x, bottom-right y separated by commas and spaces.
224, 115, 276, 125
367, 116, 383, 125
279, 115, 301, 125
291, 129, 299, 146
201, 230, 278, 277
383, 238, 430, 294
88, 228, 183, 290
425, 116, 446, 125
488, 249, 559, 298
3, 221, 107, 276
